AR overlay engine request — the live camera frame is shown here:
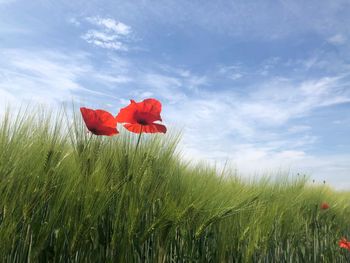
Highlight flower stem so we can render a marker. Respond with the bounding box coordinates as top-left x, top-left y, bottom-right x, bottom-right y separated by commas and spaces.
135, 130, 143, 152
129, 127, 143, 181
